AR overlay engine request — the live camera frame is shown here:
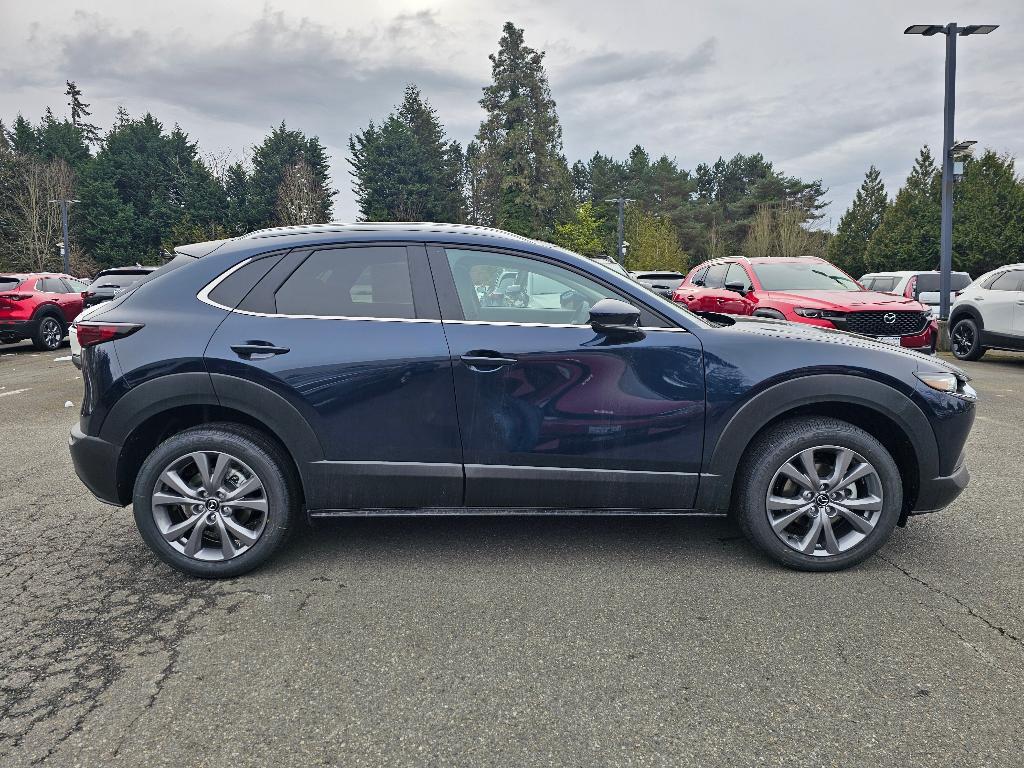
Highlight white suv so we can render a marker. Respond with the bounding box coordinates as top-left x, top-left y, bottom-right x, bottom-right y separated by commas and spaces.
859, 270, 972, 317
948, 264, 1024, 360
